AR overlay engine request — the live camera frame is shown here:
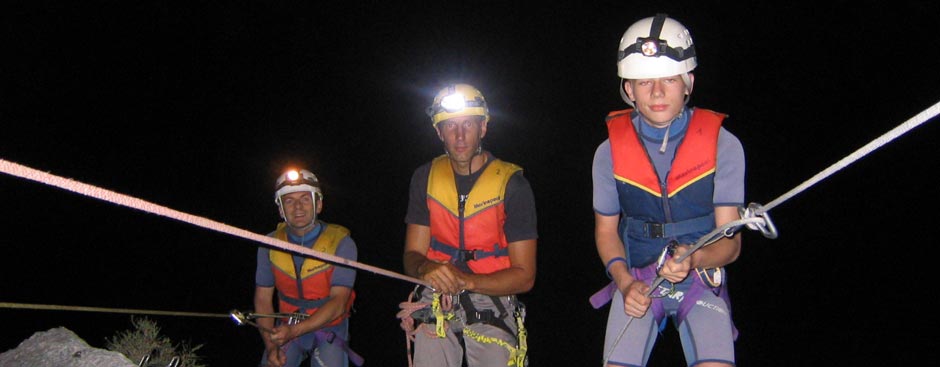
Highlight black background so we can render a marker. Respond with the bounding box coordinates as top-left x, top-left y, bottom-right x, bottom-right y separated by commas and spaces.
2, 2, 940, 366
